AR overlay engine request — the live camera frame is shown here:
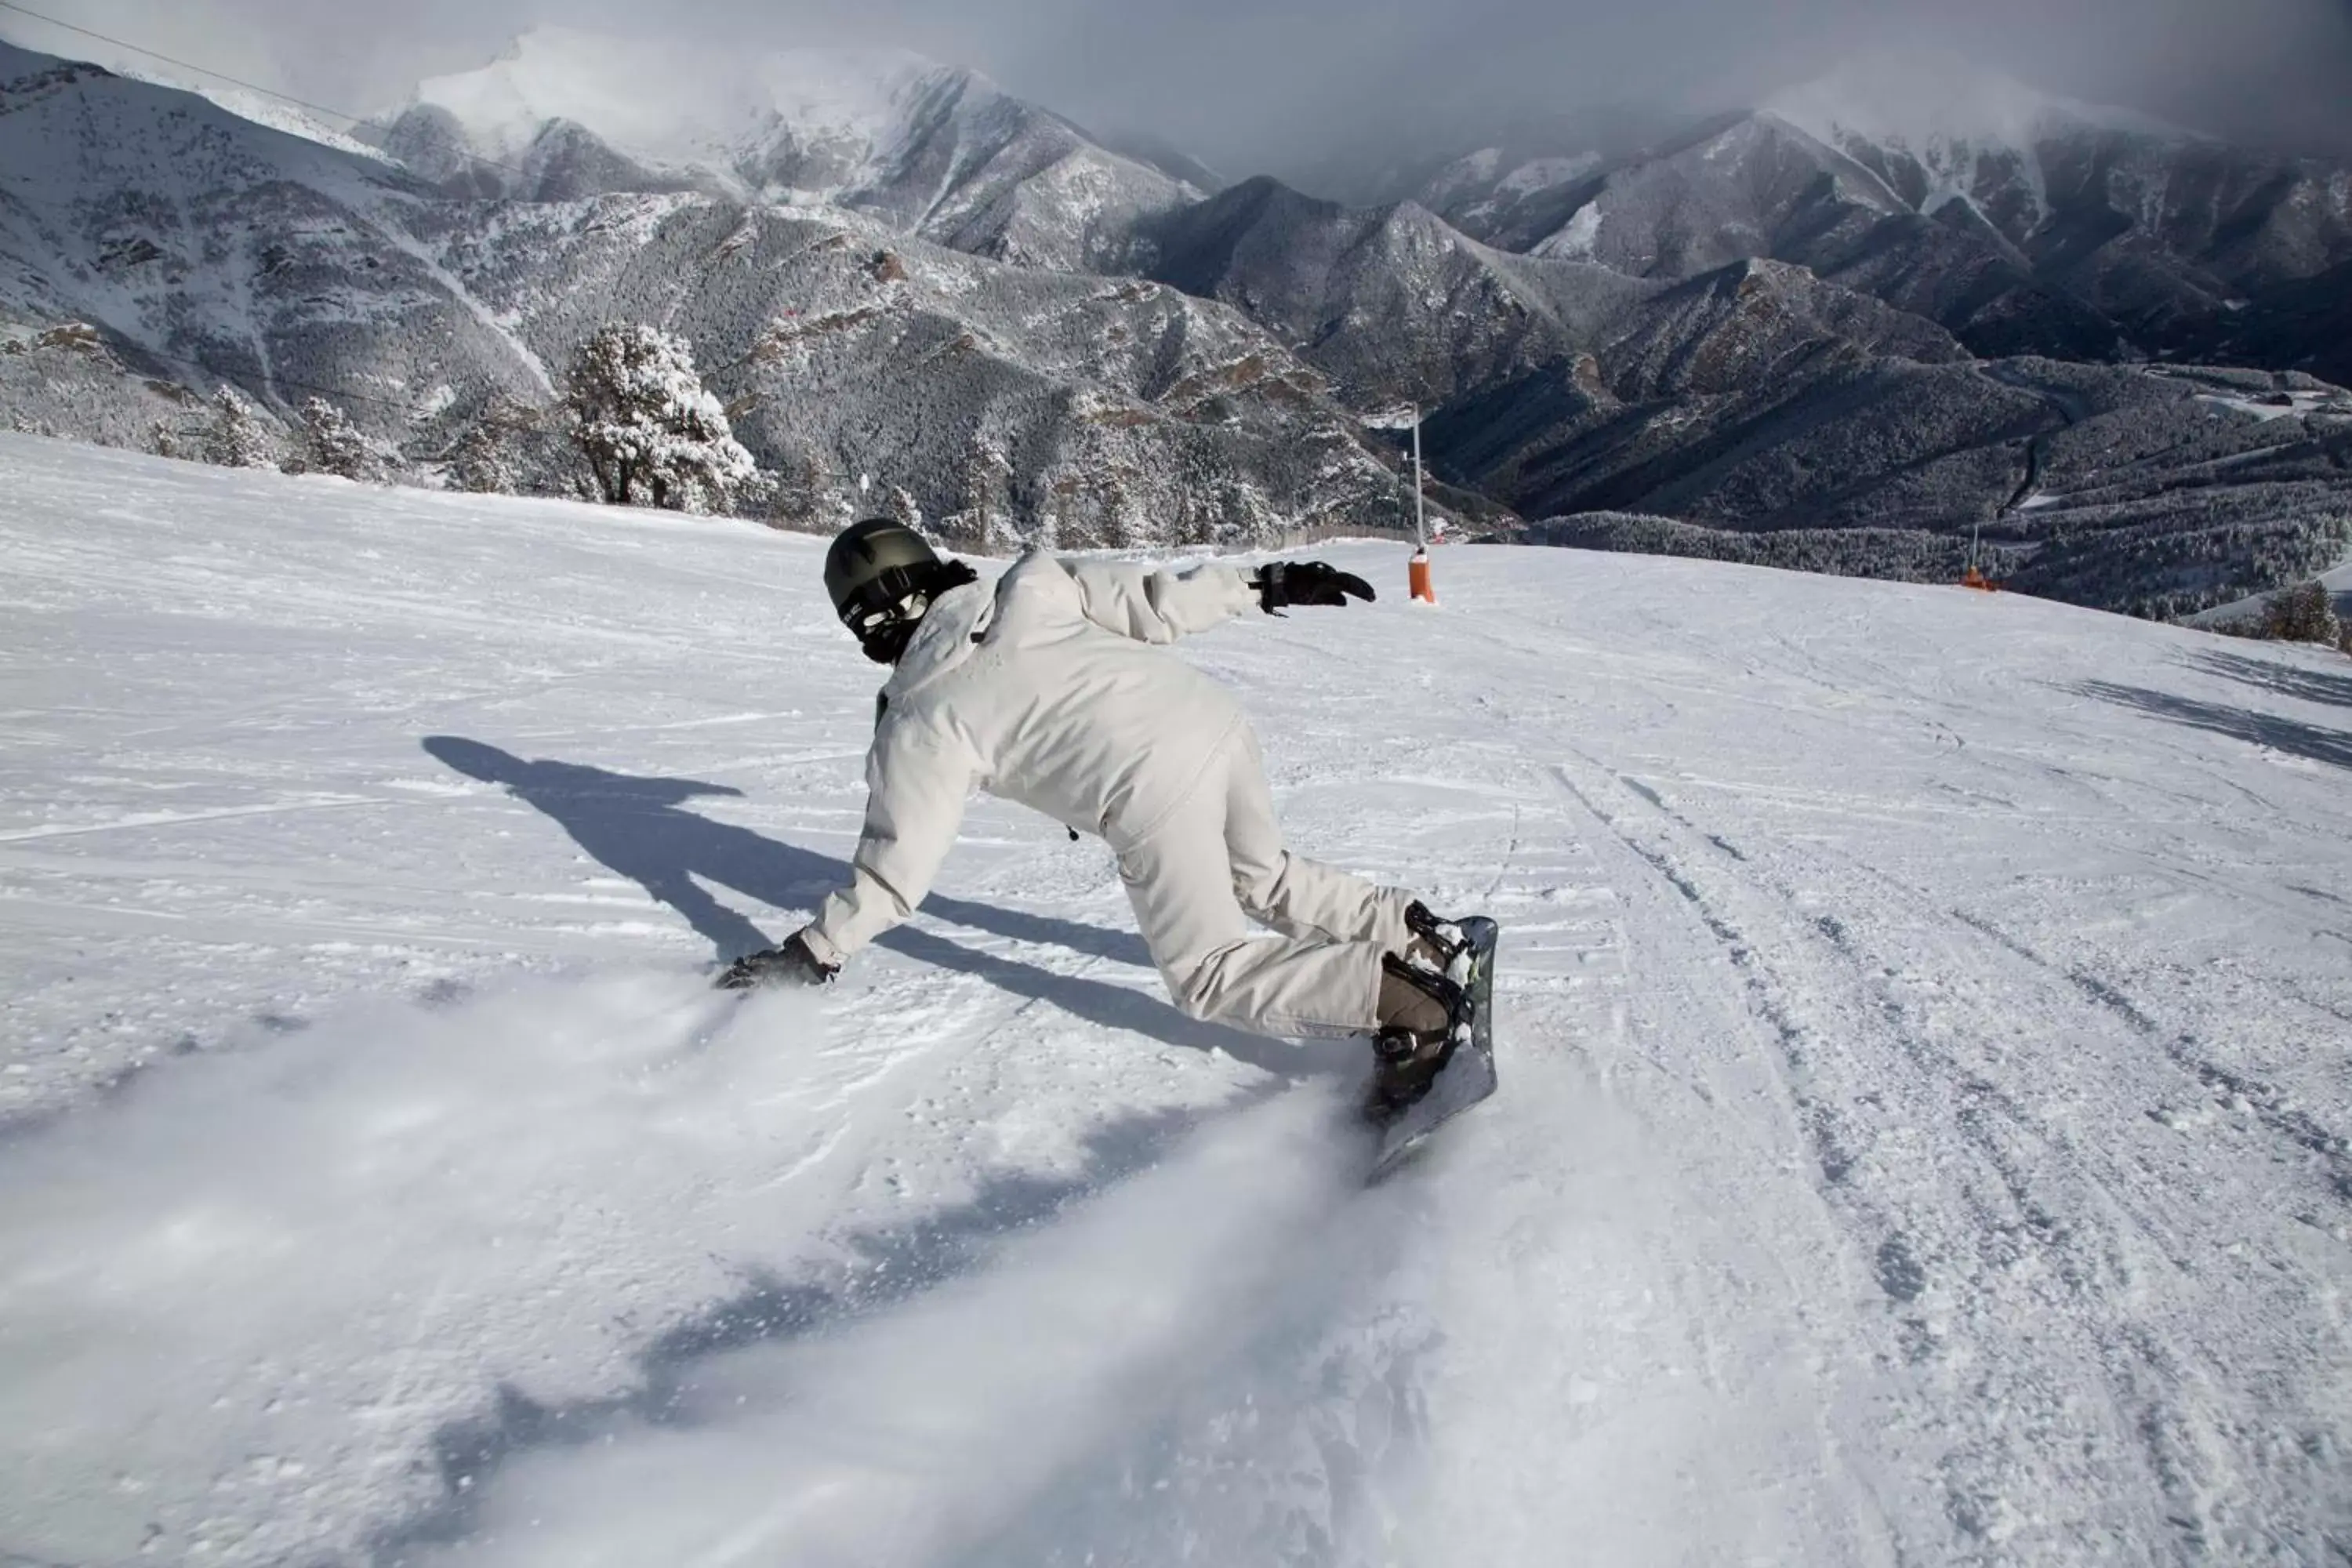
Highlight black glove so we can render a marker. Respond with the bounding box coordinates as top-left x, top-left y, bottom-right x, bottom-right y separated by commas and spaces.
1253, 561, 1376, 614
717, 932, 839, 991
